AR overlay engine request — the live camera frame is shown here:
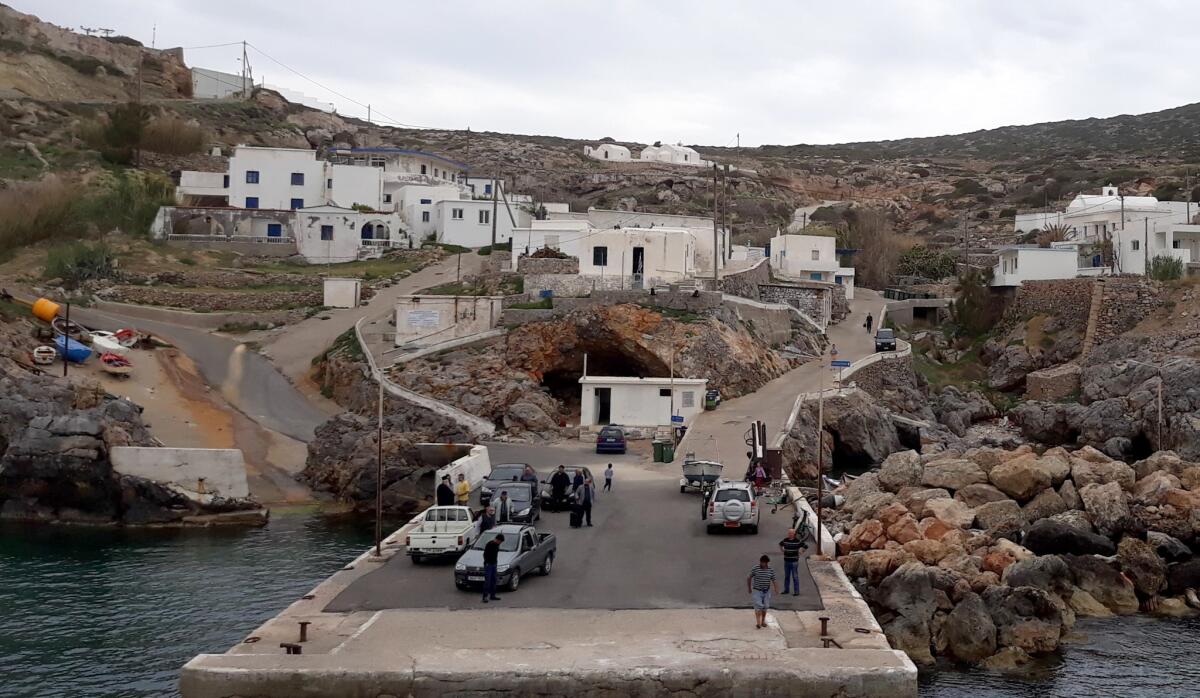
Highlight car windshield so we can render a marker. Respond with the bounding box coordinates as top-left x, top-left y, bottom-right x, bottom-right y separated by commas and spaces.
496, 487, 532, 504
489, 465, 526, 481
715, 488, 751, 503
472, 532, 520, 552
877, 329, 894, 339
599, 428, 624, 438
